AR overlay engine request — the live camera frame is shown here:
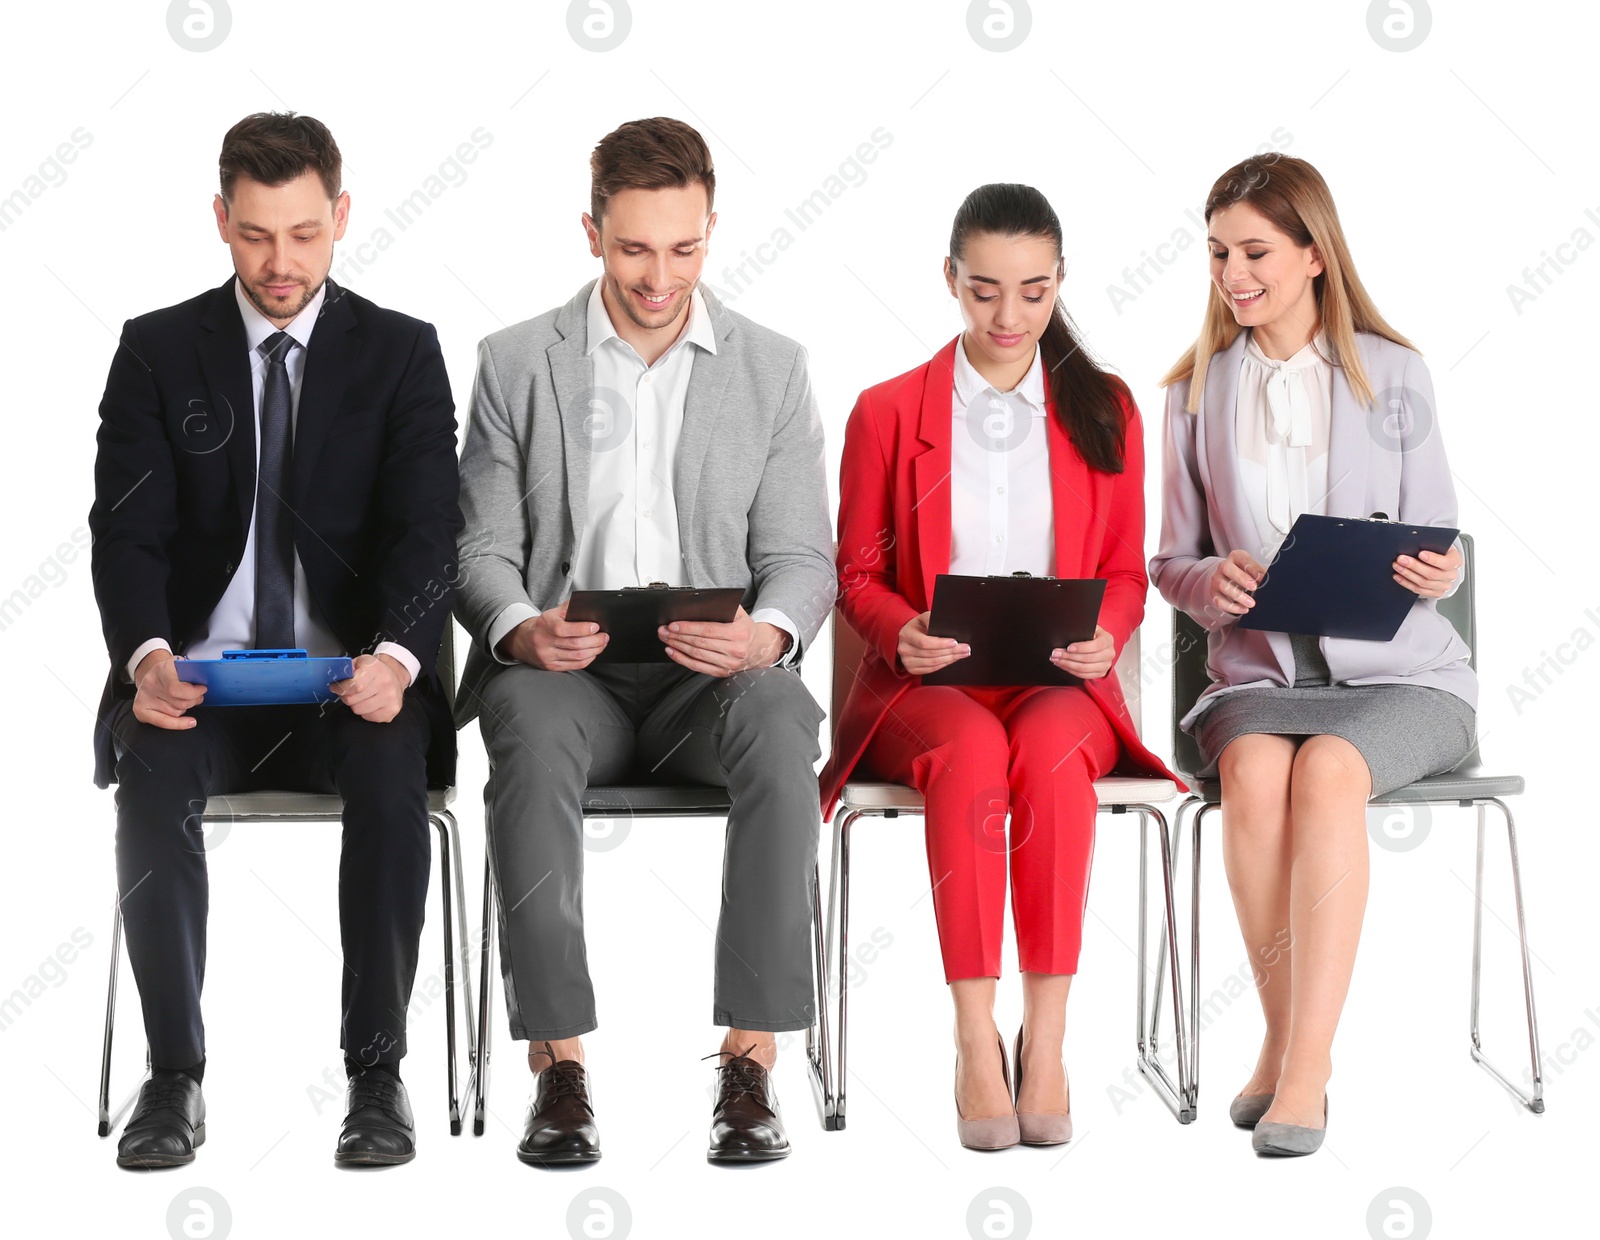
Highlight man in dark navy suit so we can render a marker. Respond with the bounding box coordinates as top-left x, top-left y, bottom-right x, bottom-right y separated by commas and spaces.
89, 112, 462, 1168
